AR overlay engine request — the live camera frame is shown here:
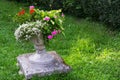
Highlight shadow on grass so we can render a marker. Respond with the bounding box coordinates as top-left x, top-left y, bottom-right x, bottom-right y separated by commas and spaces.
31, 72, 82, 80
